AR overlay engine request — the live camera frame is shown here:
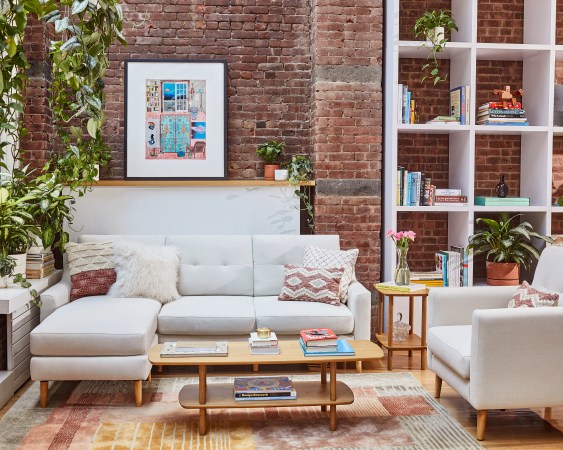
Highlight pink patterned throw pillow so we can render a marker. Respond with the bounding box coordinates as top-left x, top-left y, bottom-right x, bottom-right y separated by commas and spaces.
507, 281, 559, 308
278, 265, 344, 306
